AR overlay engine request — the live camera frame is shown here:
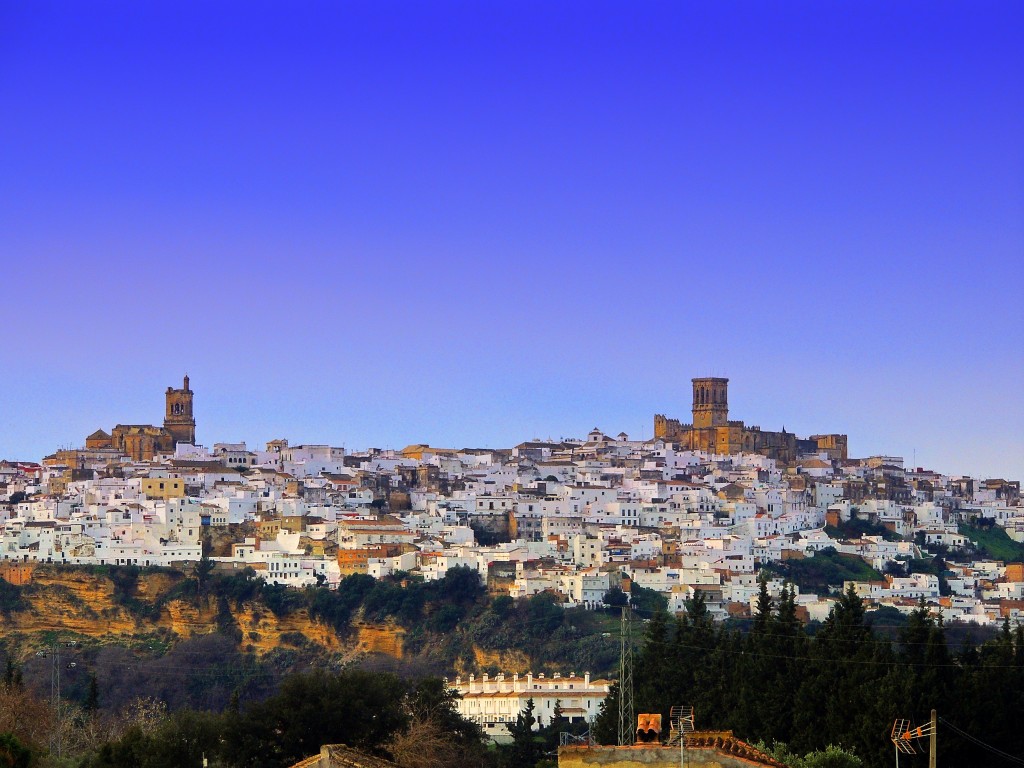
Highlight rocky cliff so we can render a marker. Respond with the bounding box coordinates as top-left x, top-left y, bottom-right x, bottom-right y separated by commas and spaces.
0, 563, 619, 678
0, 564, 397, 658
